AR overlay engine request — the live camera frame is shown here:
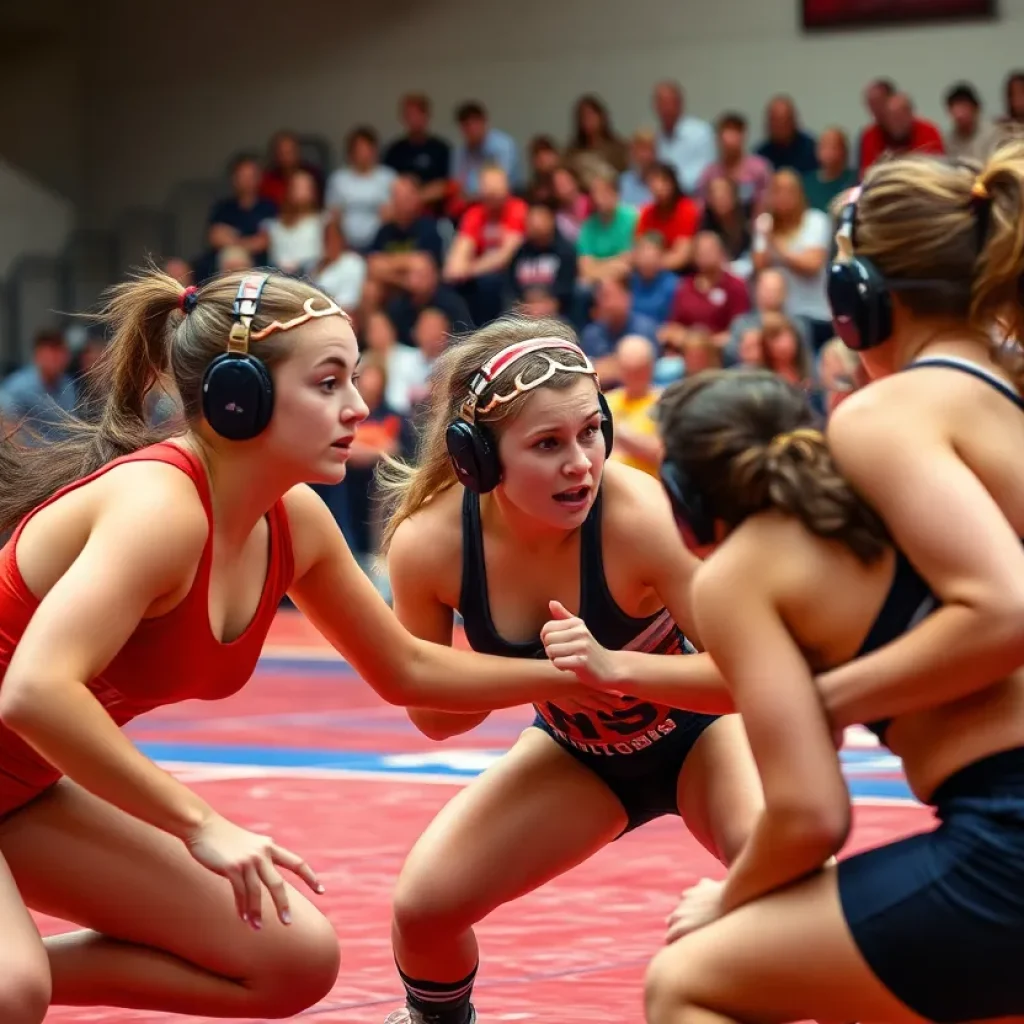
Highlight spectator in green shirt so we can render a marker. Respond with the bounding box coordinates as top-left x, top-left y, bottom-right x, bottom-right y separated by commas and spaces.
576, 168, 639, 288
802, 127, 857, 213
